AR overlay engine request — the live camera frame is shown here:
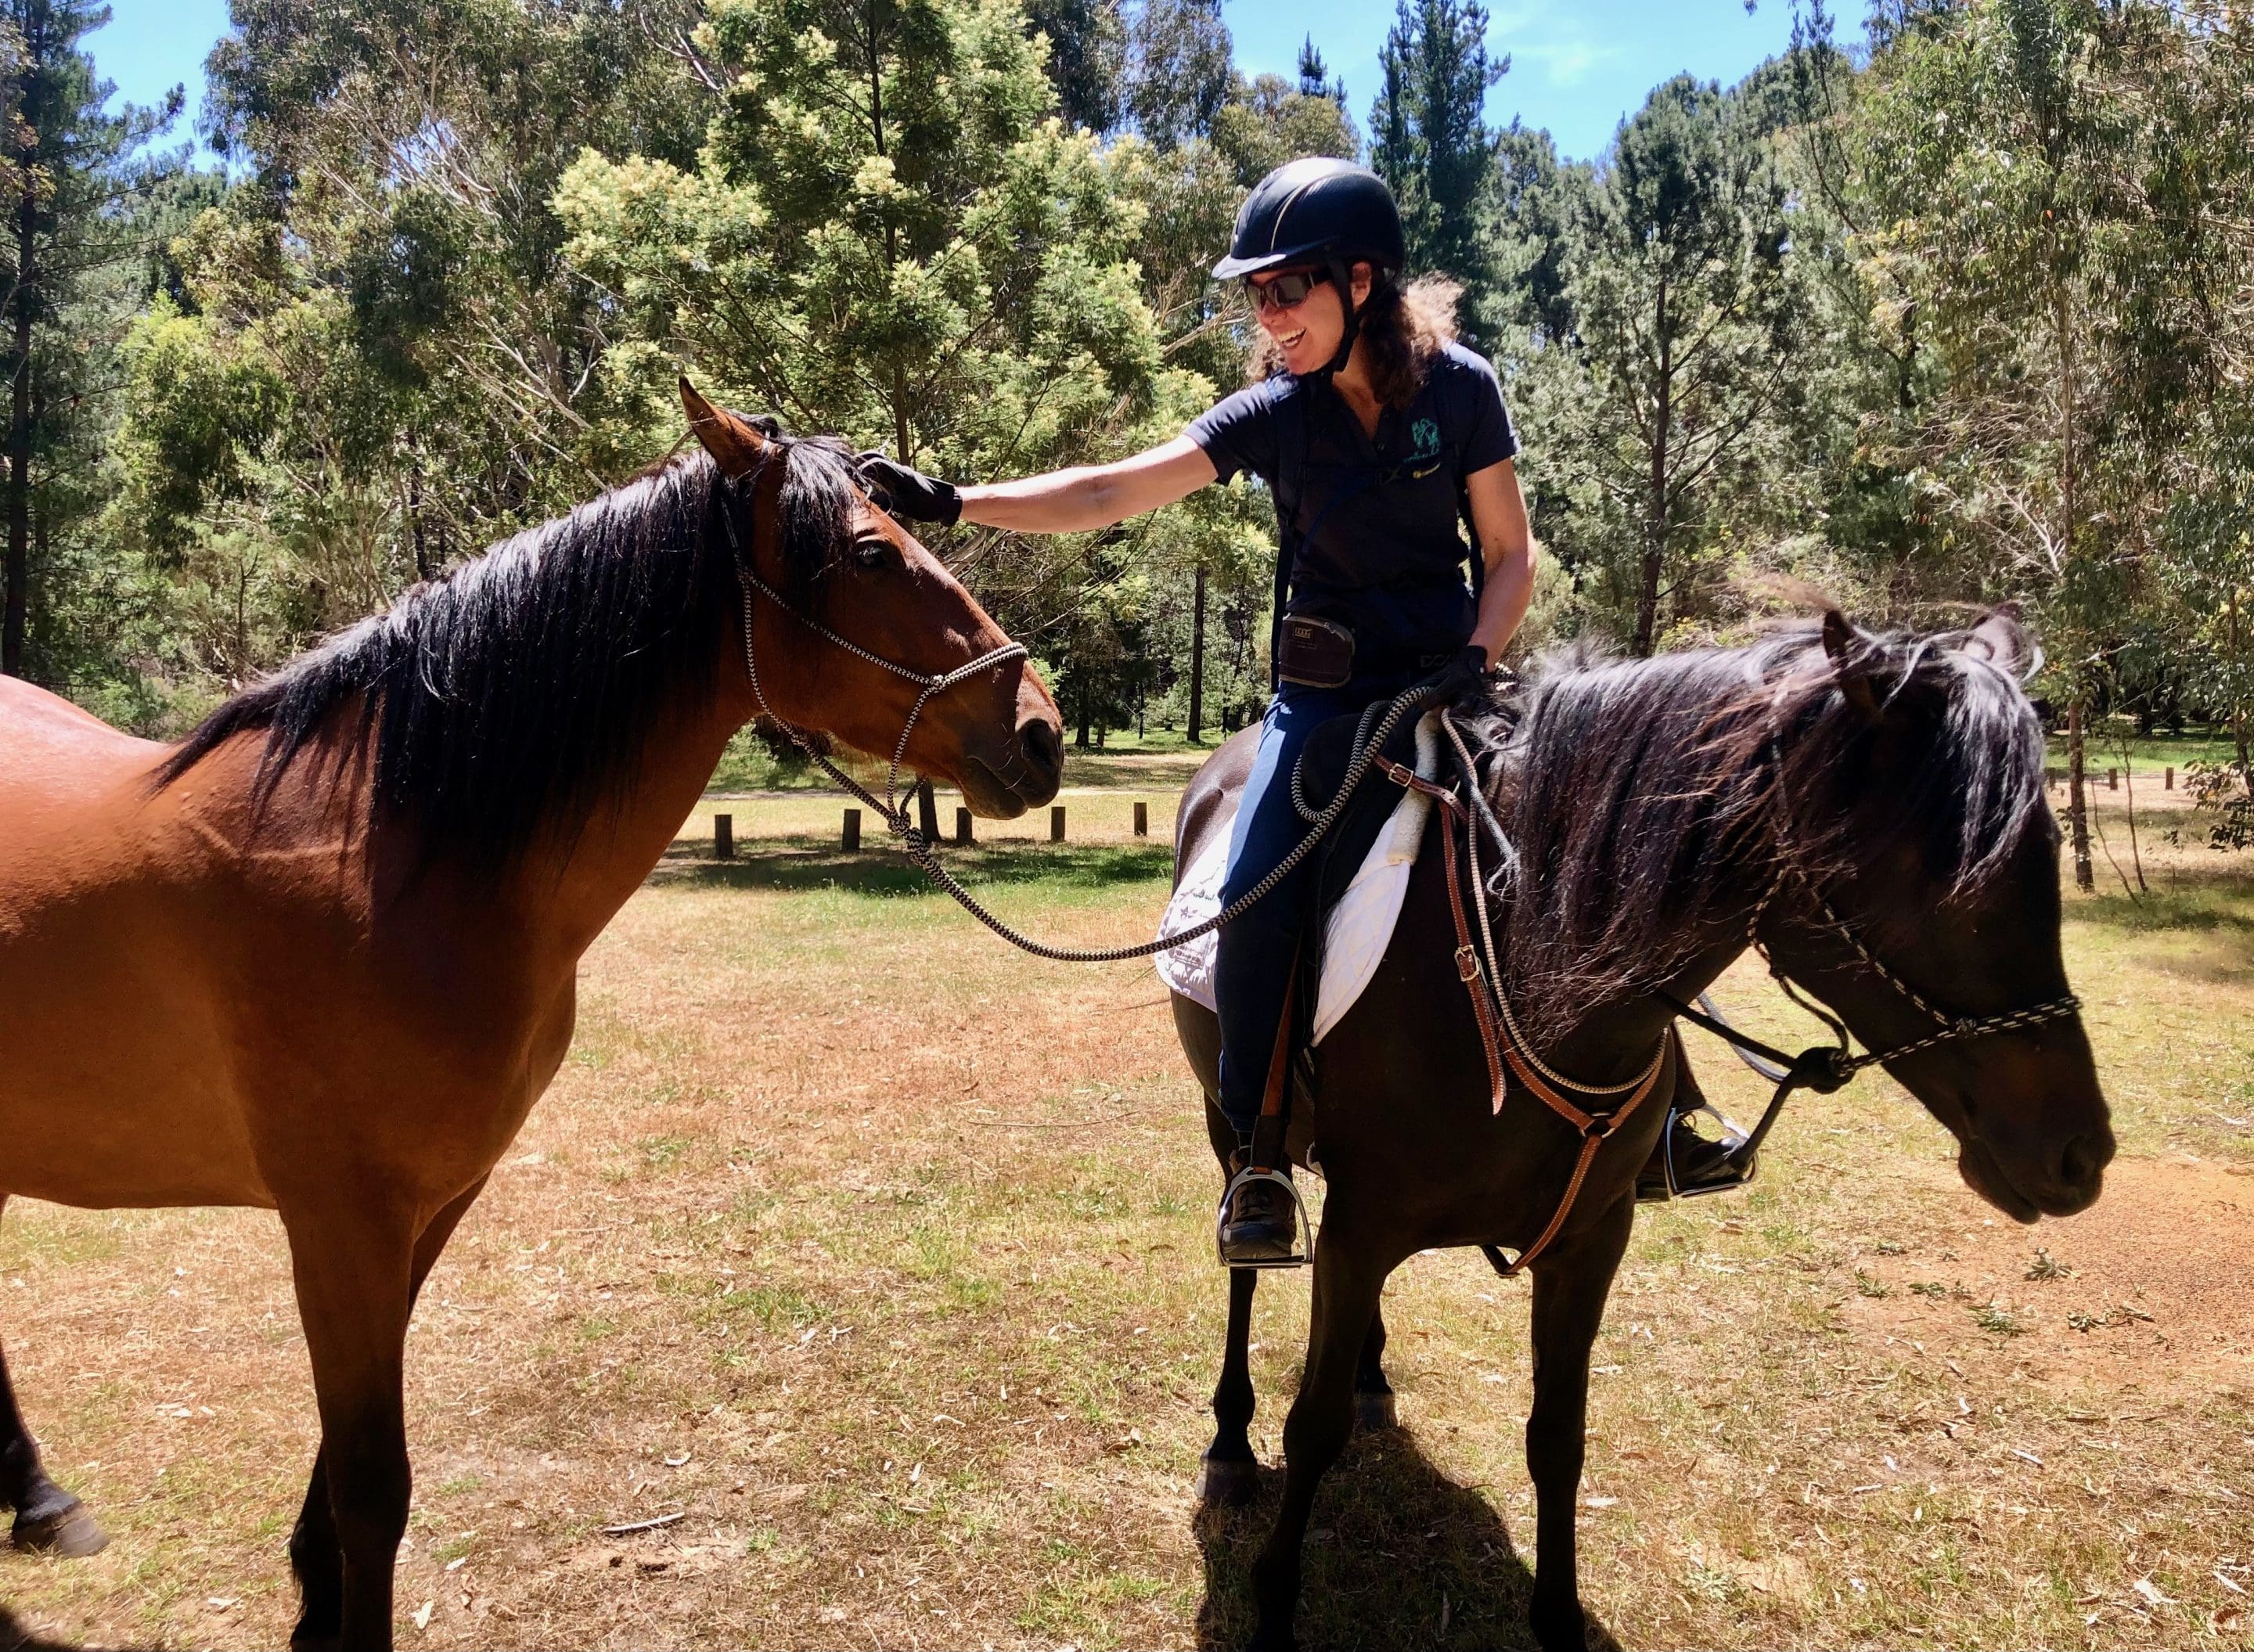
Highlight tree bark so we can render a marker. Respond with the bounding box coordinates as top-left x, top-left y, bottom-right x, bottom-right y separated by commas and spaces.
2066, 697, 2094, 893
1633, 275, 1671, 658
1187, 563, 1206, 744
2, 113, 35, 680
